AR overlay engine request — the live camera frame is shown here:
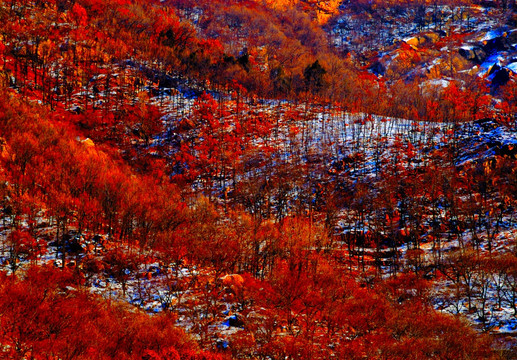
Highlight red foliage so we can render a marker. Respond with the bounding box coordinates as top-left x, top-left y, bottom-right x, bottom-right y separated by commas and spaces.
71, 3, 88, 27
0, 266, 206, 360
